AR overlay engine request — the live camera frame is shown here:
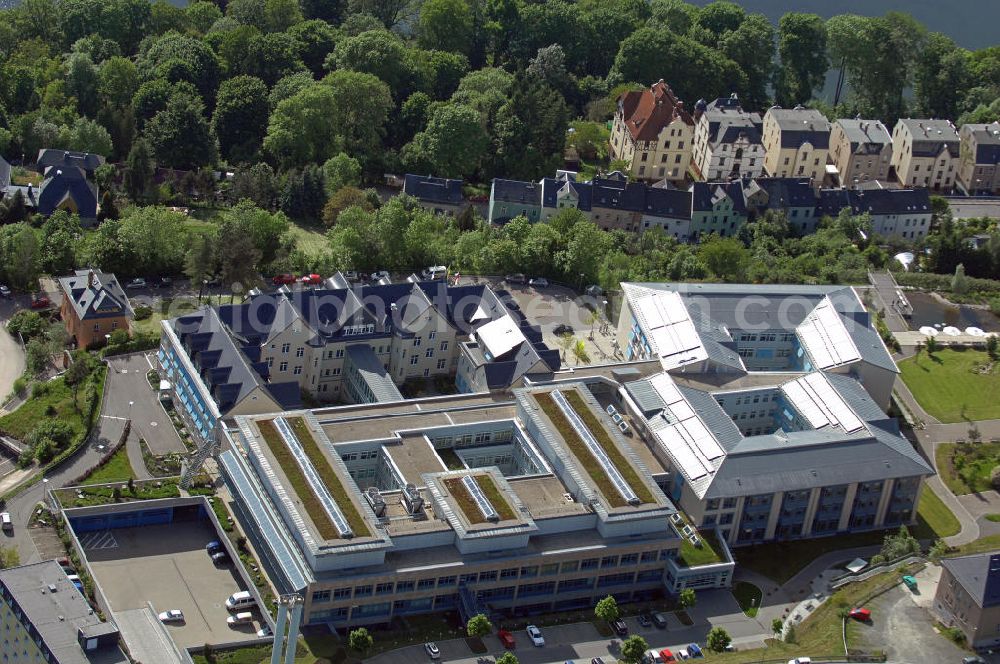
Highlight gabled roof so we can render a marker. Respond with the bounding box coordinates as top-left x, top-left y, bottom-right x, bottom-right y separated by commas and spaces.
57, 269, 133, 321
491, 178, 542, 206
644, 186, 691, 220
818, 188, 931, 218
590, 176, 646, 211
941, 553, 1000, 609
962, 122, 1000, 165
403, 174, 464, 205
35, 149, 104, 173
541, 176, 592, 210
618, 80, 694, 142
690, 181, 746, 213
899, 119, 960, 157
38, 166, 98, 219
752, 177, 817, 210
766, 107, 832, 150
702, 96, 763, 147
834, 118, 891, 154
